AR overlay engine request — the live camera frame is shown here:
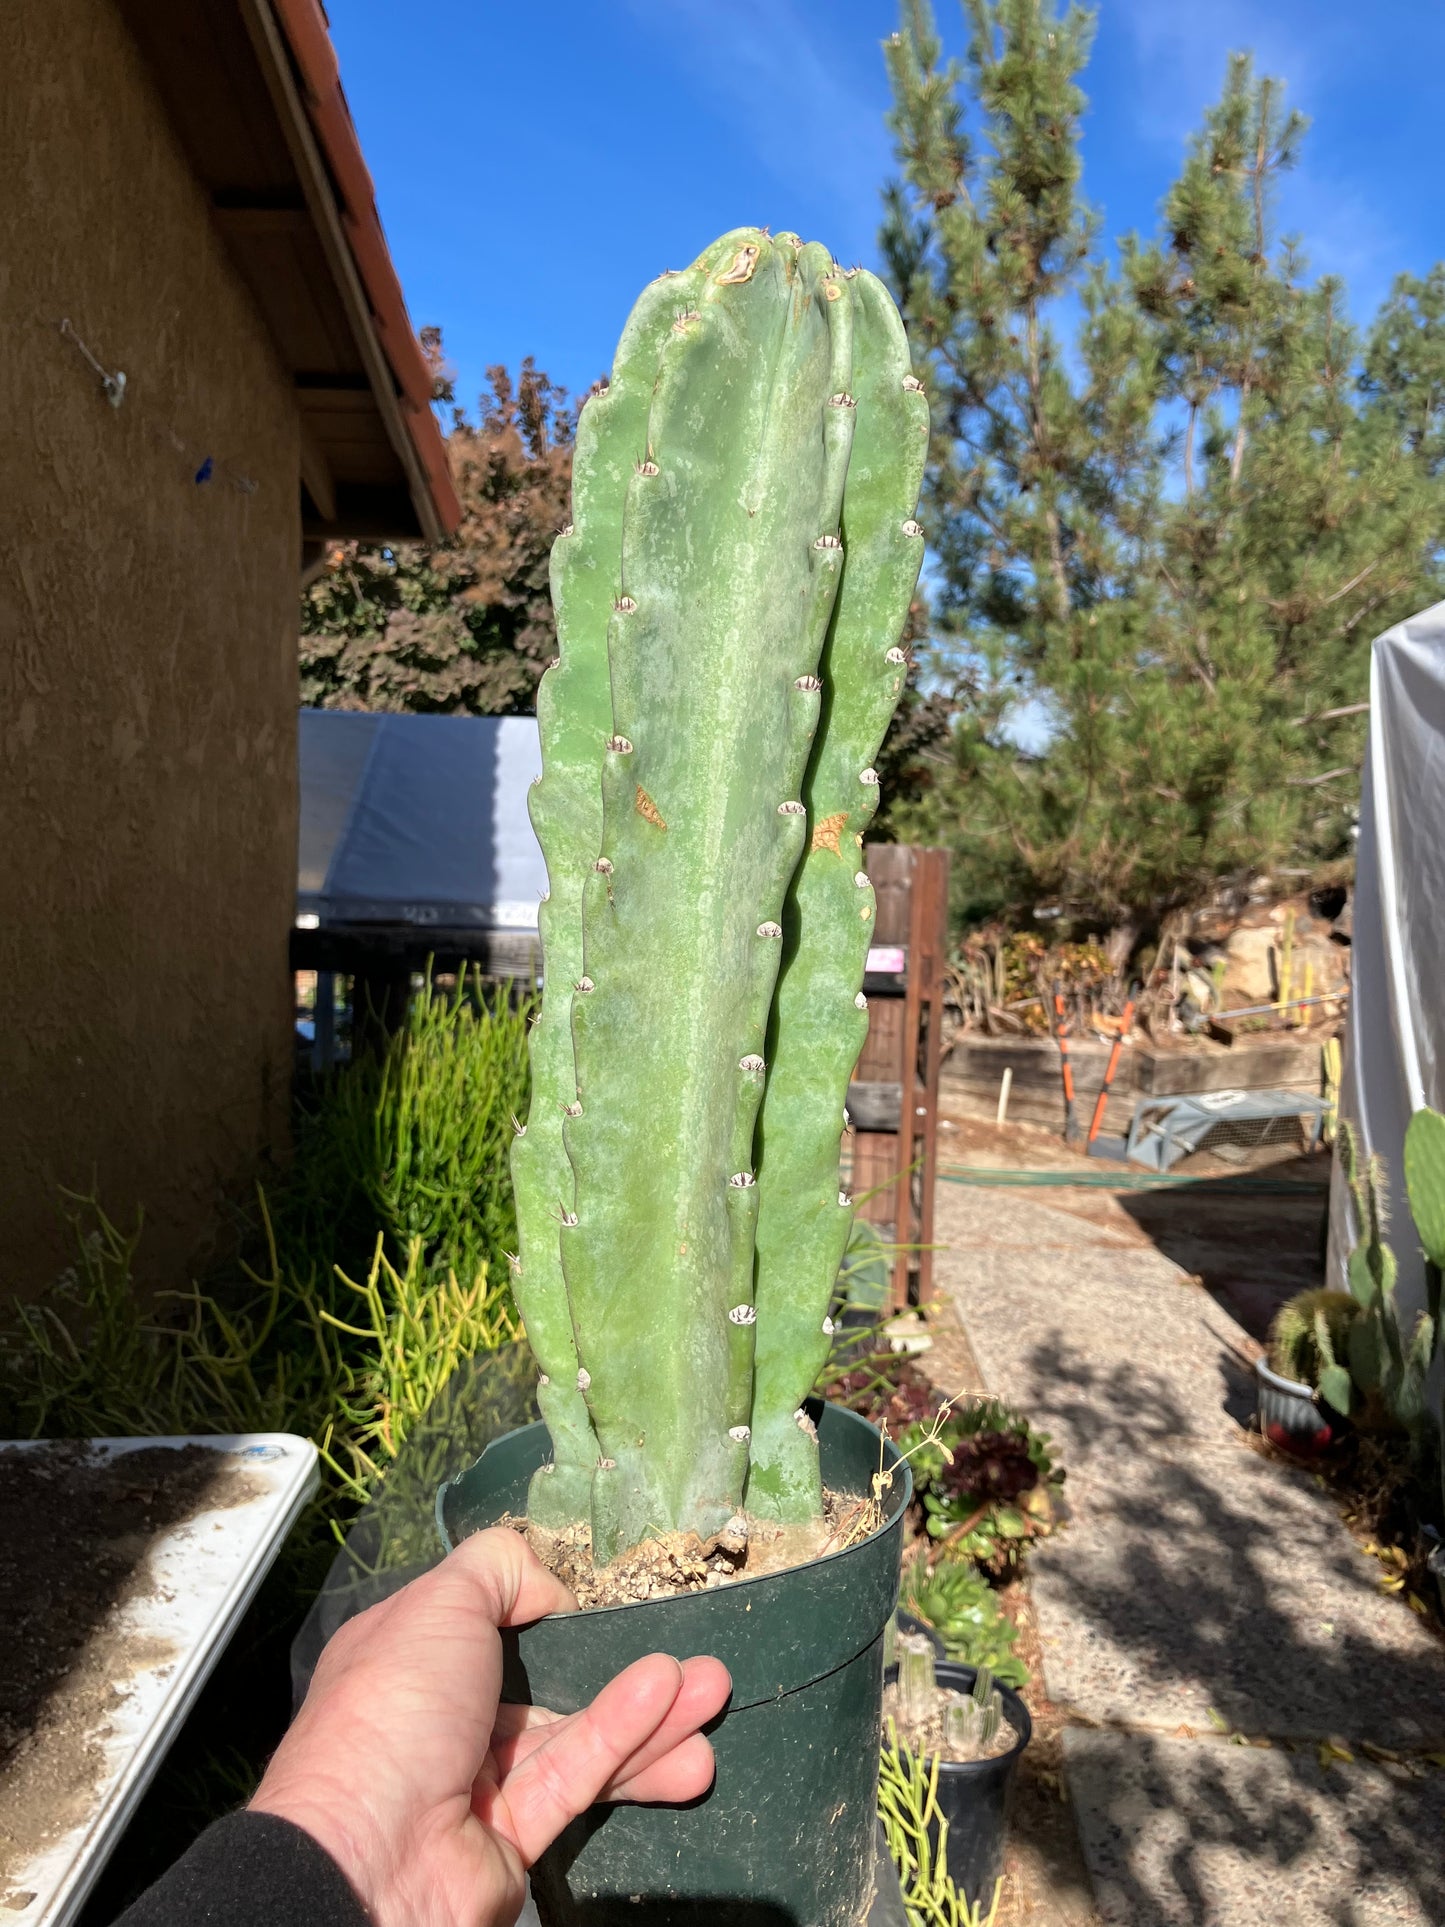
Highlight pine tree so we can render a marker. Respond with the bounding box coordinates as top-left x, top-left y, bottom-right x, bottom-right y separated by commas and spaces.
883, 0, 1445, 938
